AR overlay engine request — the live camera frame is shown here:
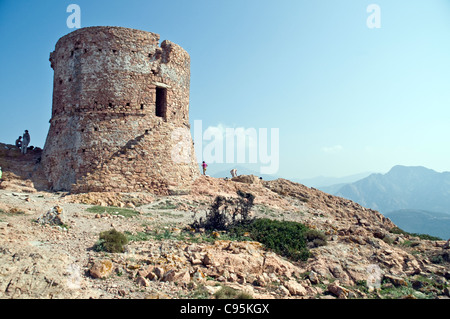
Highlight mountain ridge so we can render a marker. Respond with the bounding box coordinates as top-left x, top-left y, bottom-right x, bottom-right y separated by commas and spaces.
330, 165, 450, 239
335, 165, 450, 214
293, 171, 374, 188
